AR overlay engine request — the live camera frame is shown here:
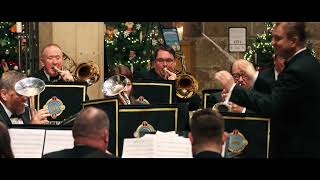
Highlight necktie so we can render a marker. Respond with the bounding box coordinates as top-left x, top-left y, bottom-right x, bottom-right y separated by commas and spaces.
10, 114, 23, 124
10, 114, 22, 118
